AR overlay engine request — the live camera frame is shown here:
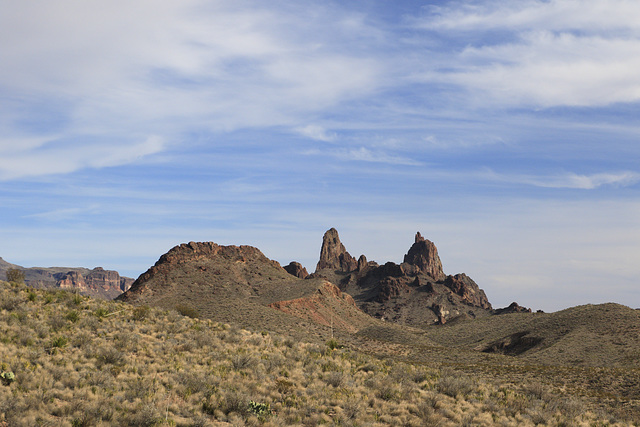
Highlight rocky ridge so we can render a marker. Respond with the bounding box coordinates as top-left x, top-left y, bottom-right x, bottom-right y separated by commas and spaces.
310, 229, 493, 325
0, 257, 132, 299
